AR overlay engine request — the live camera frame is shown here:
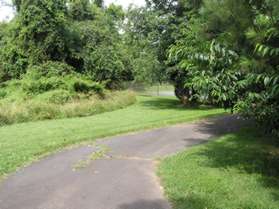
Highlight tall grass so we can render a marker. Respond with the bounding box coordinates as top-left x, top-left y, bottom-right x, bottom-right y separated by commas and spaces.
0, 91, 136, 126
